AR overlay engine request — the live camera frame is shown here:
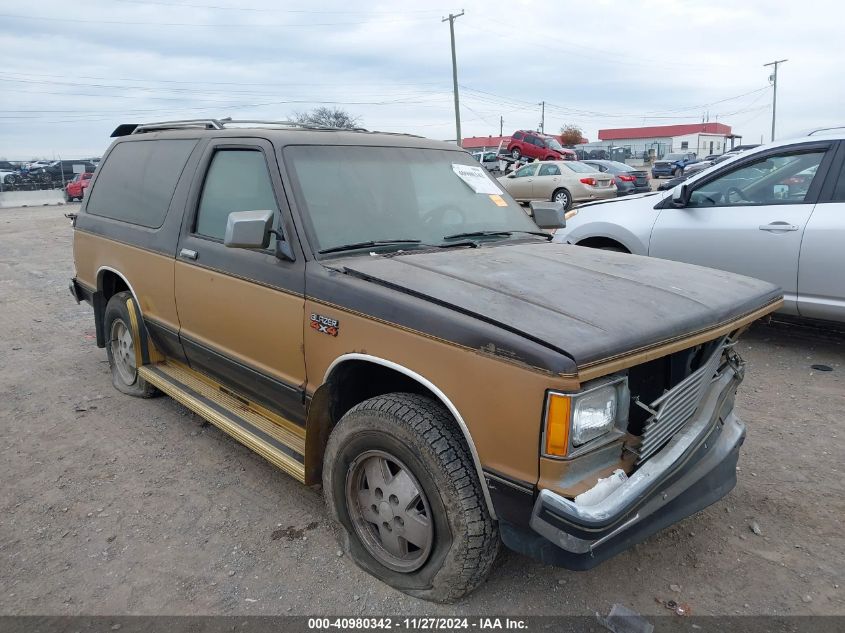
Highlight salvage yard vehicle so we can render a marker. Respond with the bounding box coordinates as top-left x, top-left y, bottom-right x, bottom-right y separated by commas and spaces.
65, 172, 93, 201
581, 159, 651, 195
70, 118, 782, 602
651, 151, 699, 178
497, 160, 616, 209
507, 130, 576, 161
555, 132, 845, 323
